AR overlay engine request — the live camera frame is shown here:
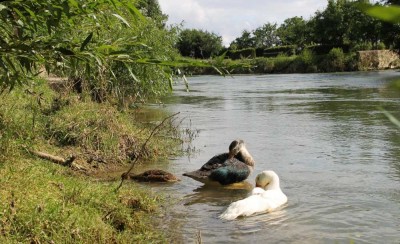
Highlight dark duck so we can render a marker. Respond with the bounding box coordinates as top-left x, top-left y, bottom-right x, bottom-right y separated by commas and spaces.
183, 139, 255, 185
